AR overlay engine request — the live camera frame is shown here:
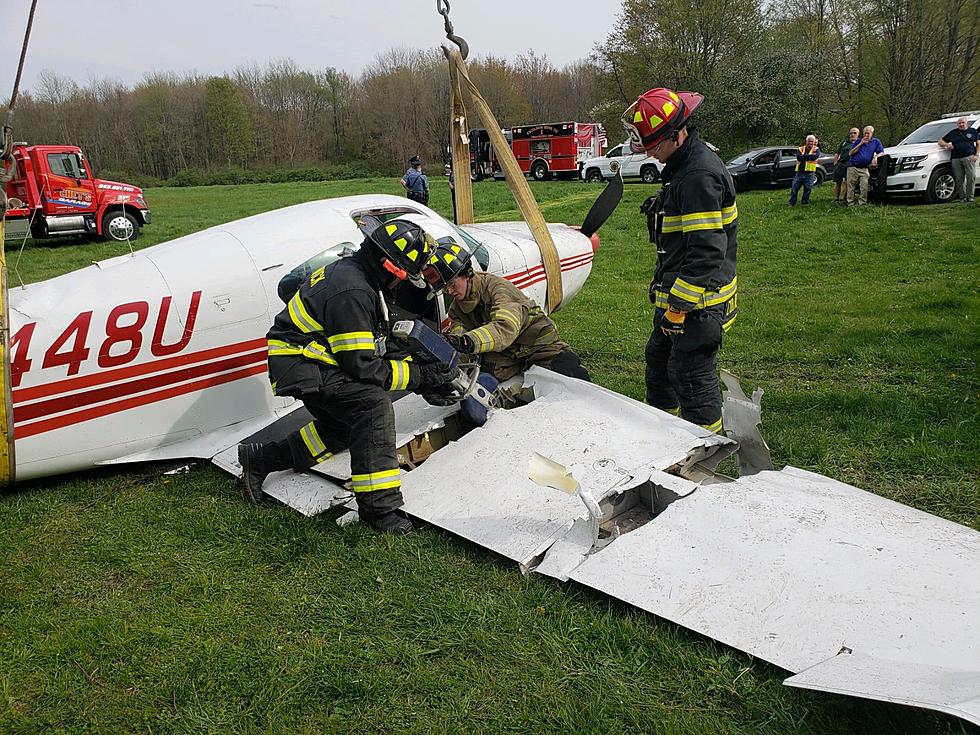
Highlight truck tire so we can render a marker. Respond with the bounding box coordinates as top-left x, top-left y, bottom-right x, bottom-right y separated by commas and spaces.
531, 161, 549, 181
640, 165, 659, 184
925, 166, 955, 204
586, 168, 604, 183
814, 169, 825, 185
102, 210, 139, 242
